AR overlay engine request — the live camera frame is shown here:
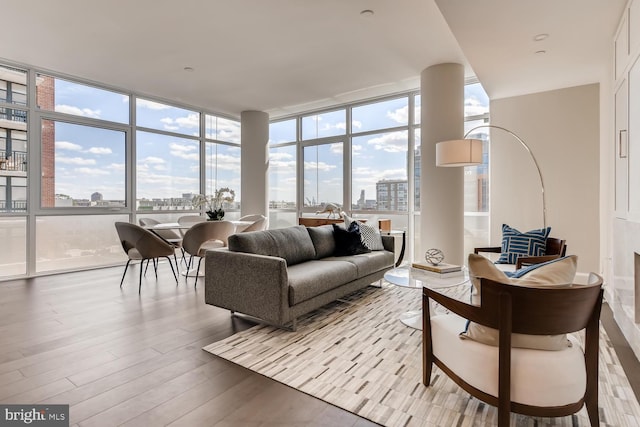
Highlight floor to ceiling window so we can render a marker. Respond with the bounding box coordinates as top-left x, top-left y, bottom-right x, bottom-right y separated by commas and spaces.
268, 81, 489, 262
0, 61, 240, 280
